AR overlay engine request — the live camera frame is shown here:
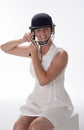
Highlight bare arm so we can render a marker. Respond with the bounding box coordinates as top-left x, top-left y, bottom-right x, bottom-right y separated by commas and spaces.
0, 33, 33, 57
32, 49, 68, 86
1, 38, 25, 52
